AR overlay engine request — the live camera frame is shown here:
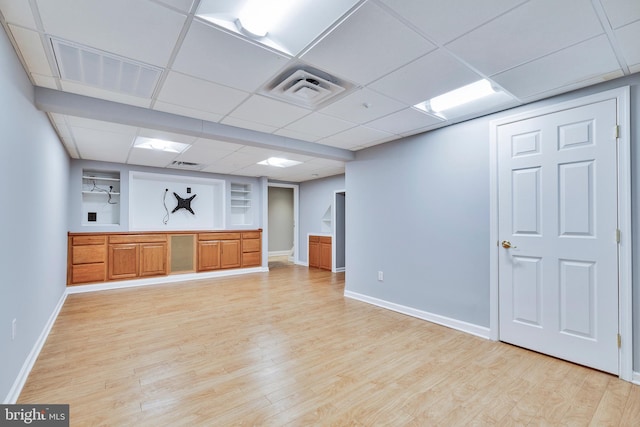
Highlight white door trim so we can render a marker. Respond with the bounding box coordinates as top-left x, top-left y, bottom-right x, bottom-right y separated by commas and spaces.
489, 86, 632, 381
